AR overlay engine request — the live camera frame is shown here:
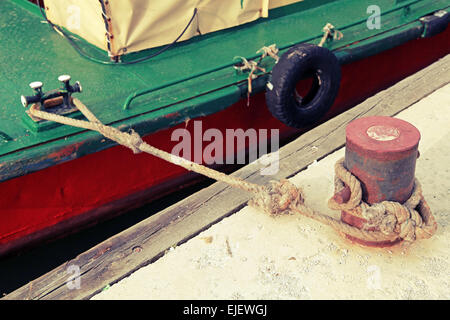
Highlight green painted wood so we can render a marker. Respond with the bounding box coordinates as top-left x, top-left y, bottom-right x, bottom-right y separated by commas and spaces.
4, 54, 449, 300
0, 0, 448, 181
